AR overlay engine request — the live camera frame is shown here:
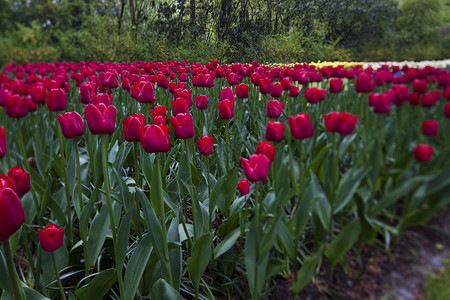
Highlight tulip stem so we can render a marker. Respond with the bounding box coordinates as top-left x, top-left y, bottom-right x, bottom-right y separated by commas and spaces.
2, 239, 26, 300
56, 124, 73, 247
15, 118, 42, 227
51, 252, 67, 300
101, 135, 125, 297
183, 140, 197, 241
22, 226, 39, 287
155, 154, 173, 285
